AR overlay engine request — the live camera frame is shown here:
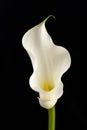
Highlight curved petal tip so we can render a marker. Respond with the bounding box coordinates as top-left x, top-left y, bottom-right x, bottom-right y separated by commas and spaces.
43, 15, 56, 24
